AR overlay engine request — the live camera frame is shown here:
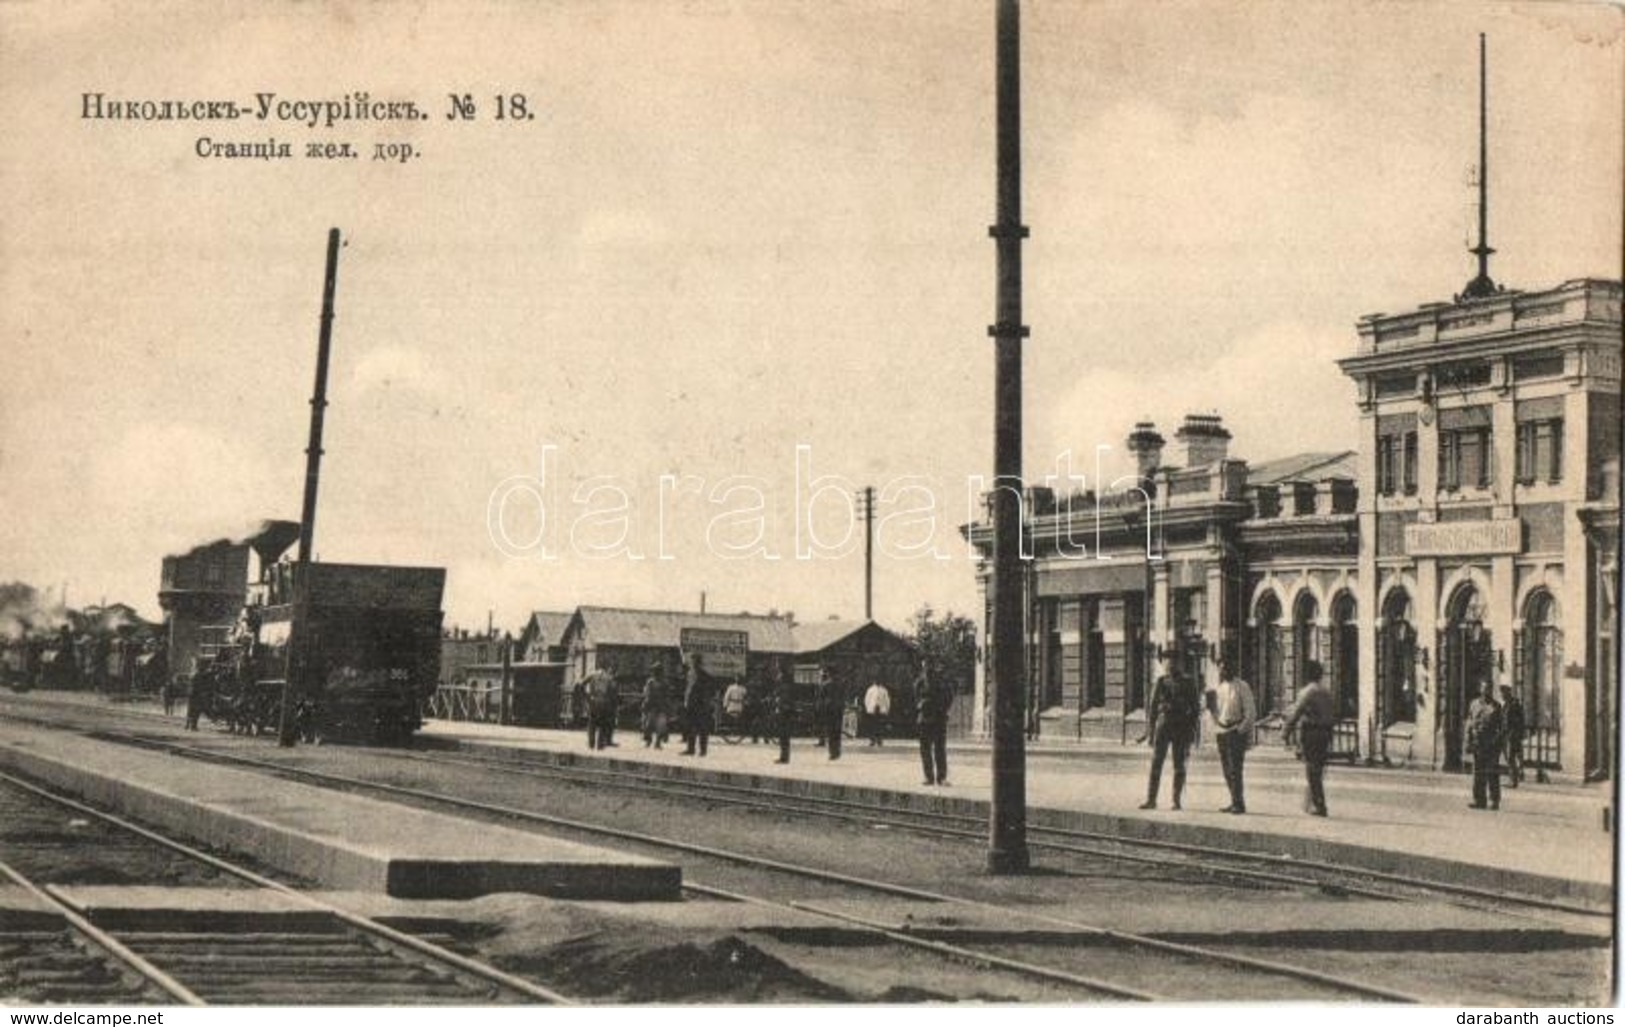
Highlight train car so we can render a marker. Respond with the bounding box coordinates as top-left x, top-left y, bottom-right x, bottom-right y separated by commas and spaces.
0, 635, 36, 692
247, 560, 446, 745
